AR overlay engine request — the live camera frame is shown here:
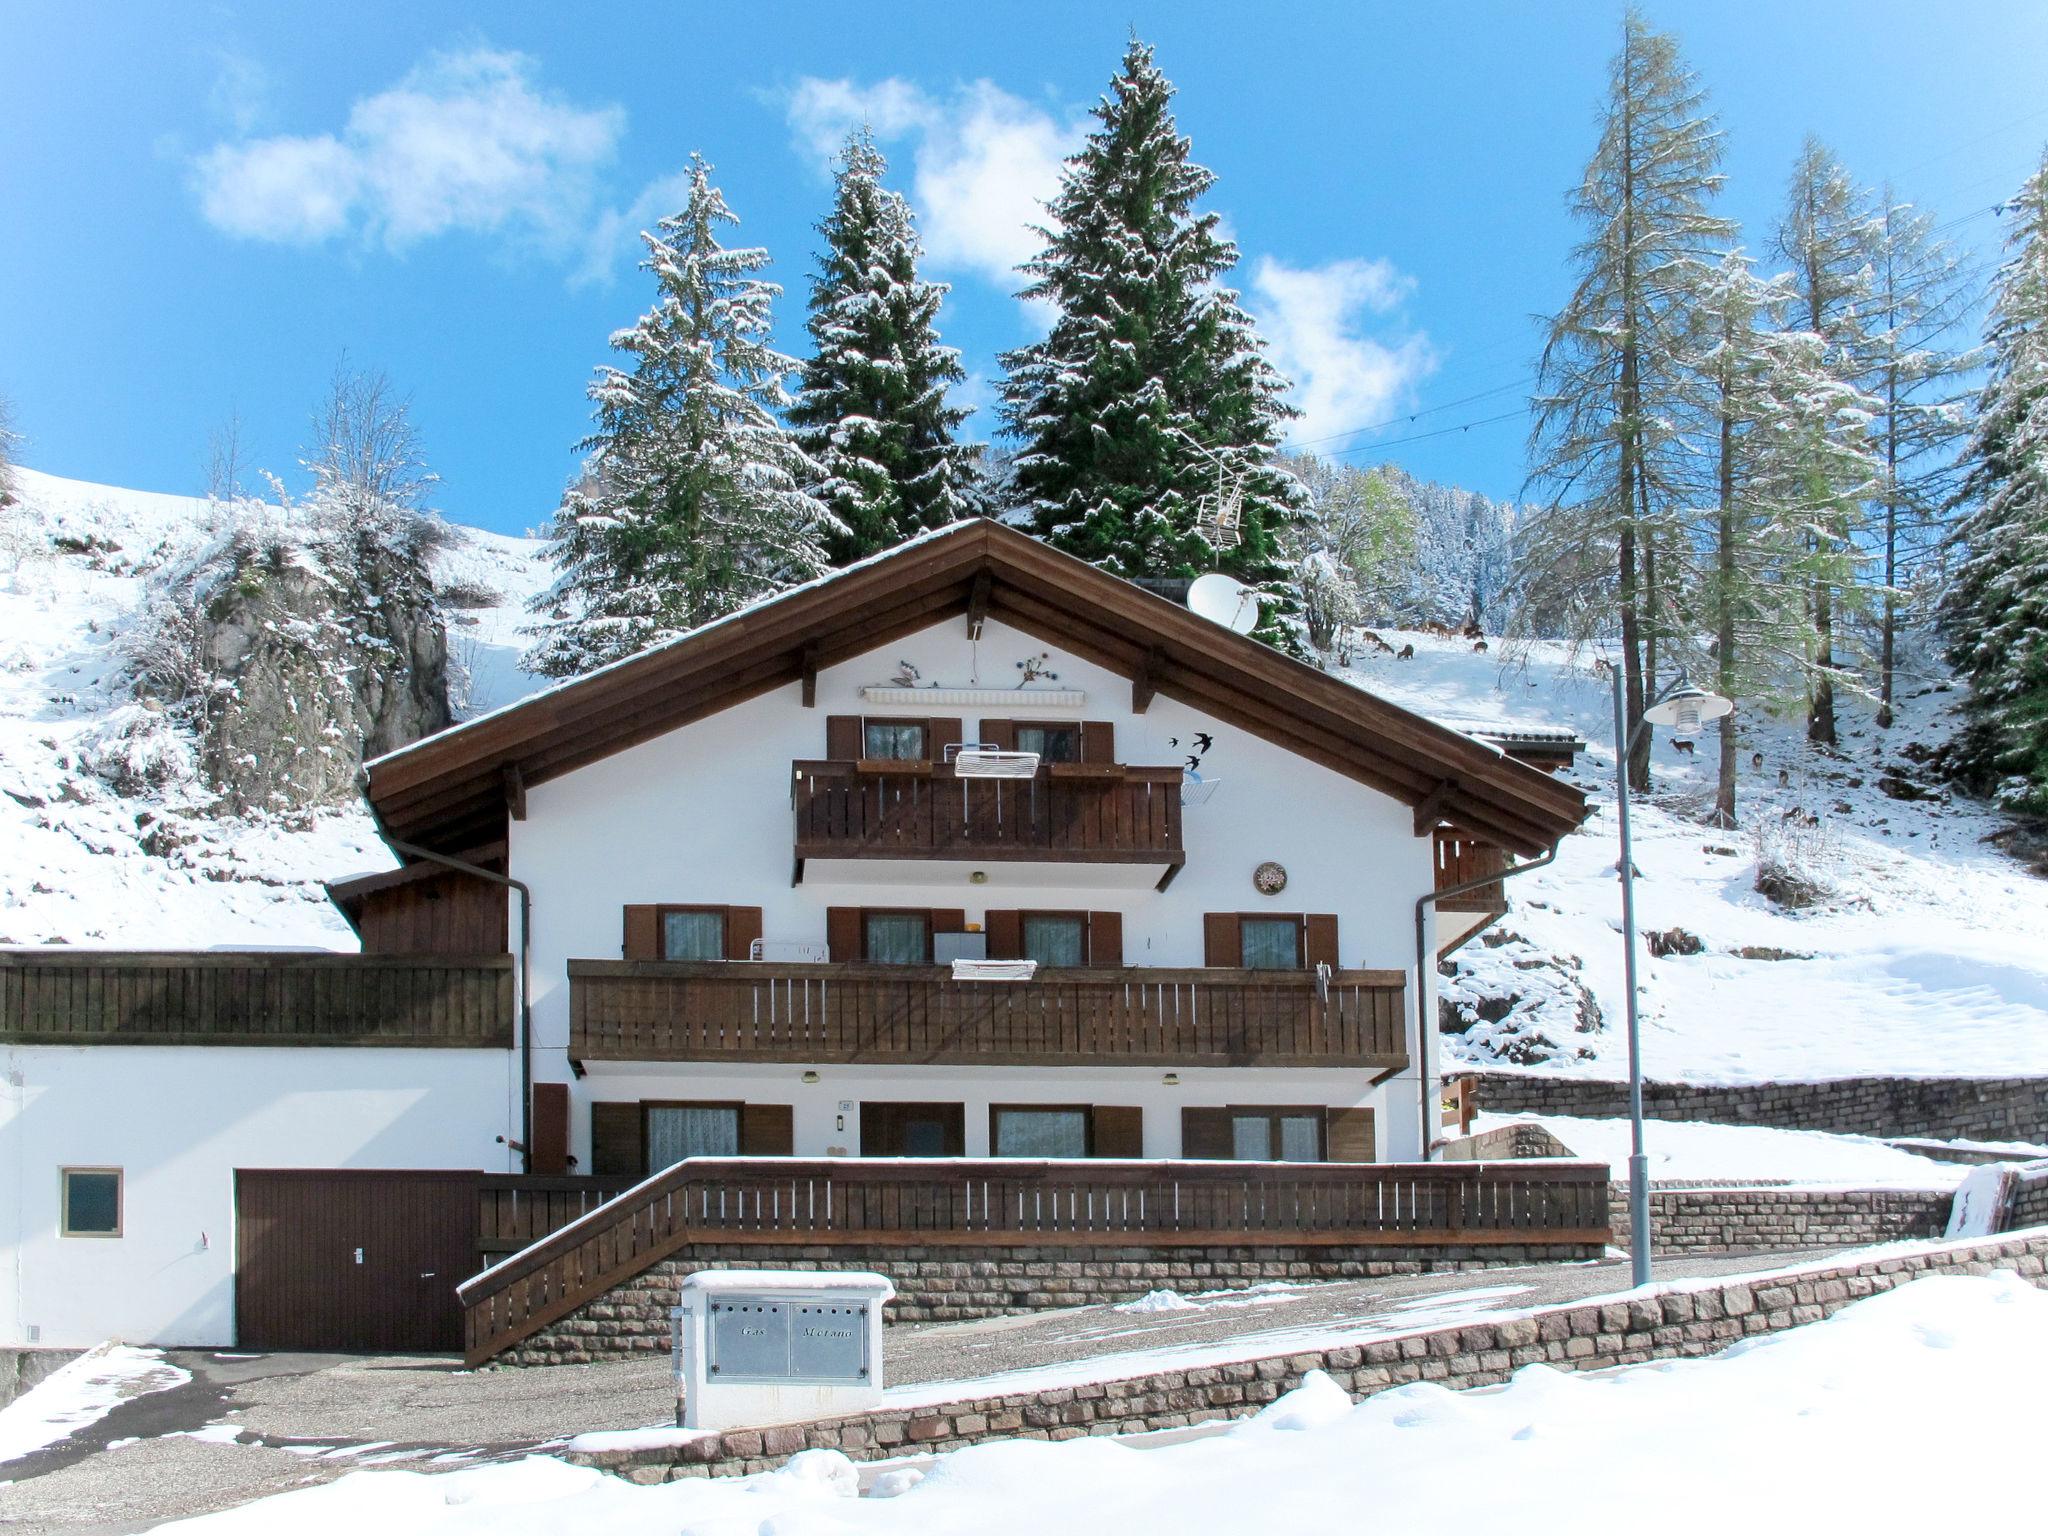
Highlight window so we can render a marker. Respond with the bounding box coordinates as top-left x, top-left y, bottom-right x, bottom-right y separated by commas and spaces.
661, 909, 726, 961
863, 720, 927, 760
1021, 914, 1086, 968
1229, 1111, 1323, 1163
1014, 724, 1080, 764
993, 1107, 1090, 1158
645, 1104, 740, 1170
864, 911, 930, 964
1241, 917, 1304, 970
61, 1168, 122, 1237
